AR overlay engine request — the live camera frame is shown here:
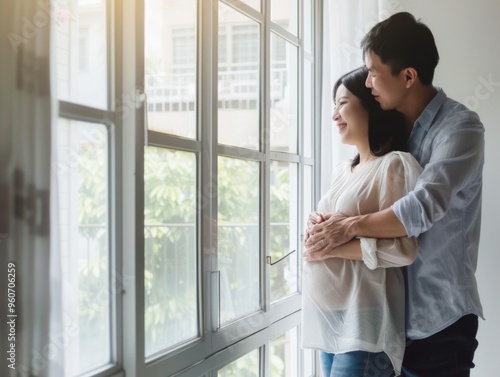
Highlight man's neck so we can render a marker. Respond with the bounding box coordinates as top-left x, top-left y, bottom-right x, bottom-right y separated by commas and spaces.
401, 85, 438, 129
